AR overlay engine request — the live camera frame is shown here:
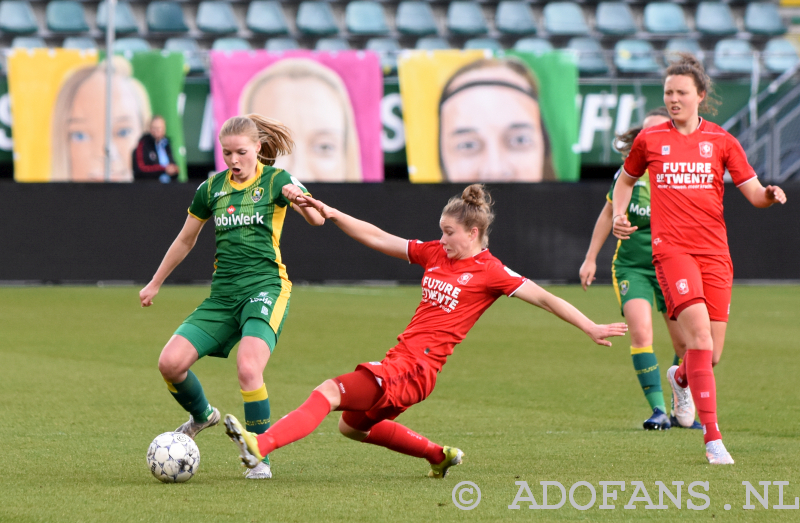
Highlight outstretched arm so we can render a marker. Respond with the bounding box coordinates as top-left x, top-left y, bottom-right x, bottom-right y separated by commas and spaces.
513, 281, 627, 346
611, 170, 638, 240
140, 215, 206, 306
299, 195, 409, 260
738, 178, 787, 208
579, 200, 613, 291
282, 184, 325, 226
